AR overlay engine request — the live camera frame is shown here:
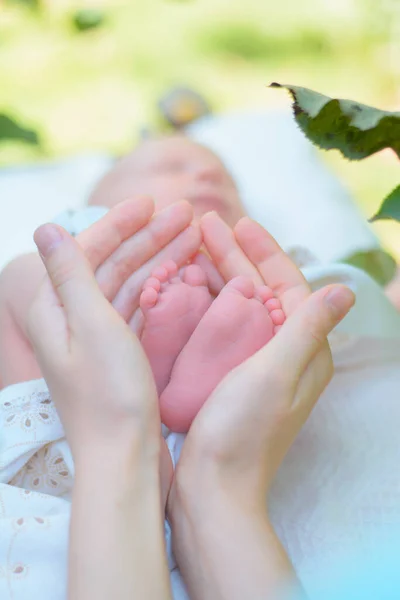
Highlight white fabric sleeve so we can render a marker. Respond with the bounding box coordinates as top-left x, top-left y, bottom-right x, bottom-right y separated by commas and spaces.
0, 380, 187, 600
